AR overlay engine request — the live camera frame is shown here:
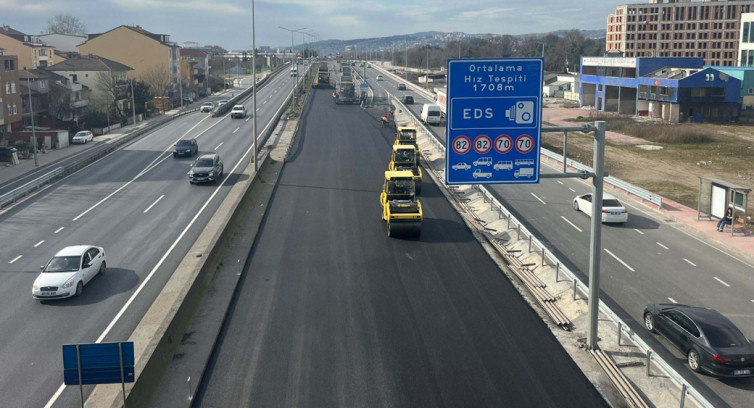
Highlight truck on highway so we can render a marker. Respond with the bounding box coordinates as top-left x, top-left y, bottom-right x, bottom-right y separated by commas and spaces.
314, 63, 332, 88
336, 76, 357, 104
514, 168, 535, 178
380, 170, 422, 237
389, 145, 423, 194
435, 87, 447, 117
